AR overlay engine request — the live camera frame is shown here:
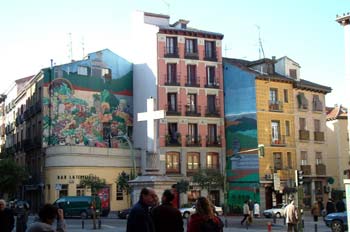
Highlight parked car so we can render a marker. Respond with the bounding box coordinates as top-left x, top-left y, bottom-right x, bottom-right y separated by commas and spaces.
179, 205, 223, 218
263, 203, 287, 218
324, 211, 347, 232
118, 208, 132, 219
53, 196, 102, 219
